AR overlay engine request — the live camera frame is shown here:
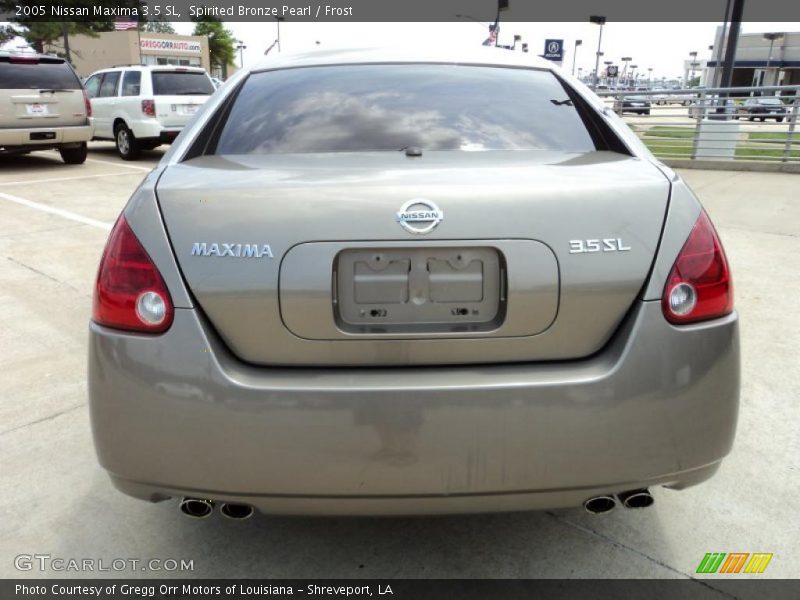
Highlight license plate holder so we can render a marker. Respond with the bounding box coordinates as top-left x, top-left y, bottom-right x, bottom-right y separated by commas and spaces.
26, 103, 49, 116
334, 246, 505, 334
